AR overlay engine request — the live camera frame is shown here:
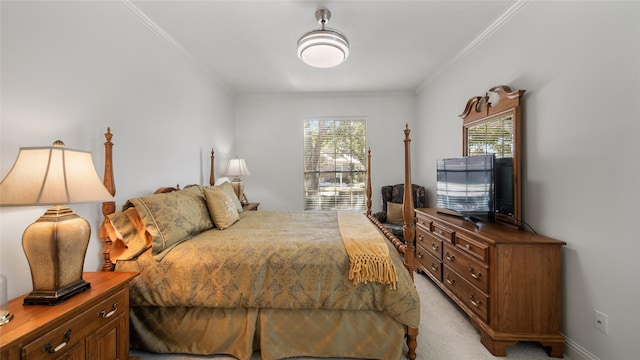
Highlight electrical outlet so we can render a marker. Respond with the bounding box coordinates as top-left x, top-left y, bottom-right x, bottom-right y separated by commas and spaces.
594, 309, 608, 334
